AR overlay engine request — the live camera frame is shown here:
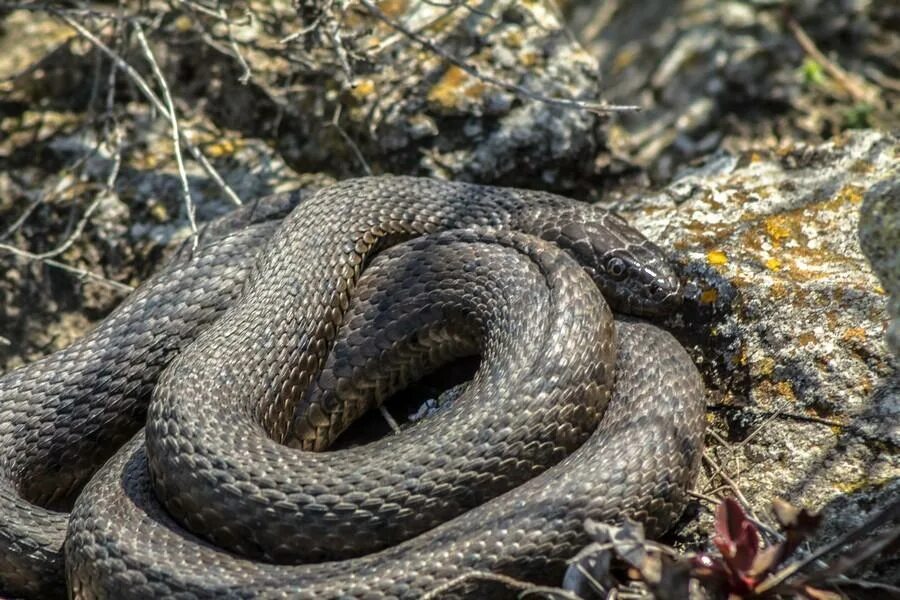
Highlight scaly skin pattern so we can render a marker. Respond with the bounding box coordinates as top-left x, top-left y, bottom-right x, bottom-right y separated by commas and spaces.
0, 176, 702, 598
